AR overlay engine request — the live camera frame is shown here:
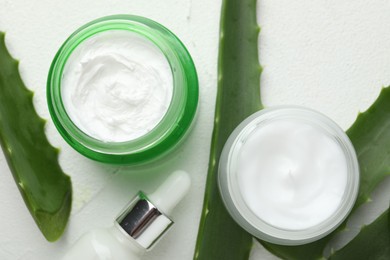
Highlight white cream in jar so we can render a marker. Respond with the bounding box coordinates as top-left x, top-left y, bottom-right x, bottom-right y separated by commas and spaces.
219, 107, 359, 245
61, 30, 173, 143
237, 119, 347, 230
